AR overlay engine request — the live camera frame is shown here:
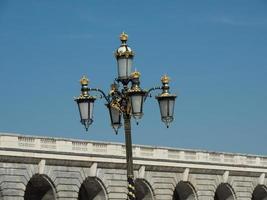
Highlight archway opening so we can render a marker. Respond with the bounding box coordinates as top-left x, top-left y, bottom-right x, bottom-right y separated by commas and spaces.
78, 177, 107, 200
173, 181, 197, 200
0, 187, 3, 200
24, 174, 56, 200
214, 183, 235, 200
252, 185, 267, 200
135, 179, 154, 200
